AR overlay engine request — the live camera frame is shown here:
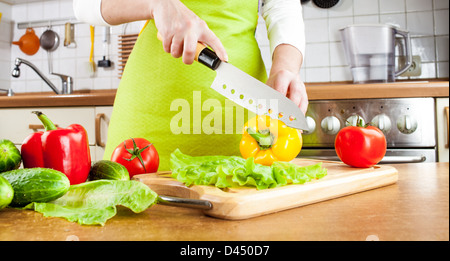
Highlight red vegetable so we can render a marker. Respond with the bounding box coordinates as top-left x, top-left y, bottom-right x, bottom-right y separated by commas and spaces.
111, 138, 159, 177
21, 111, 91, 185
334, 119, 387, 168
